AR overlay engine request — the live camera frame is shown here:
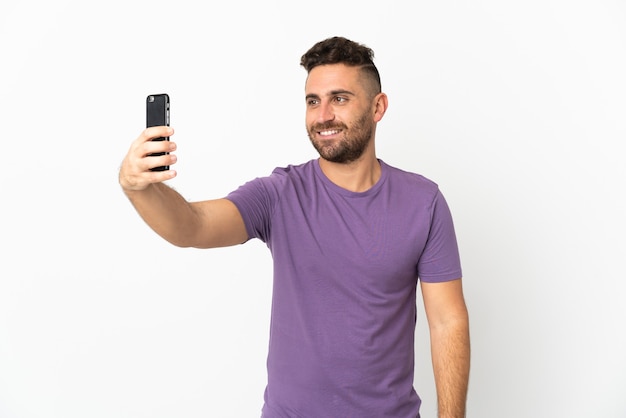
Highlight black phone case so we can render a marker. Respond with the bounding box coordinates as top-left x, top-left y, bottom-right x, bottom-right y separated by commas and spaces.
146, 94, 170, 171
